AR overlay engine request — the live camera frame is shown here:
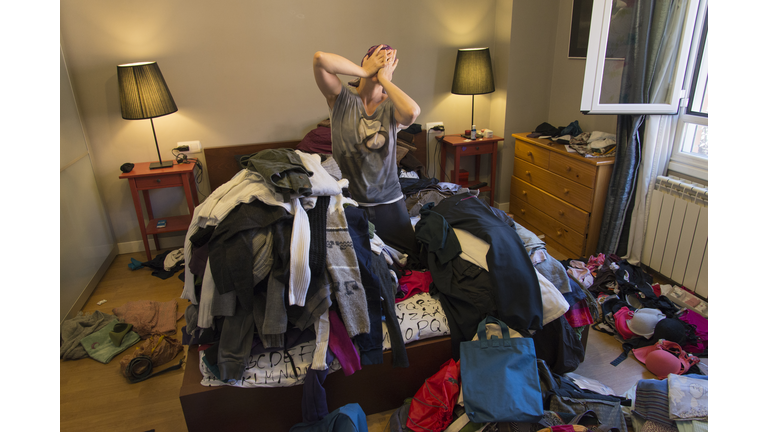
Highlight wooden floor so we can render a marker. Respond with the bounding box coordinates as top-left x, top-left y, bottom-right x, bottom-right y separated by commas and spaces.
61, 246, 702, 432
